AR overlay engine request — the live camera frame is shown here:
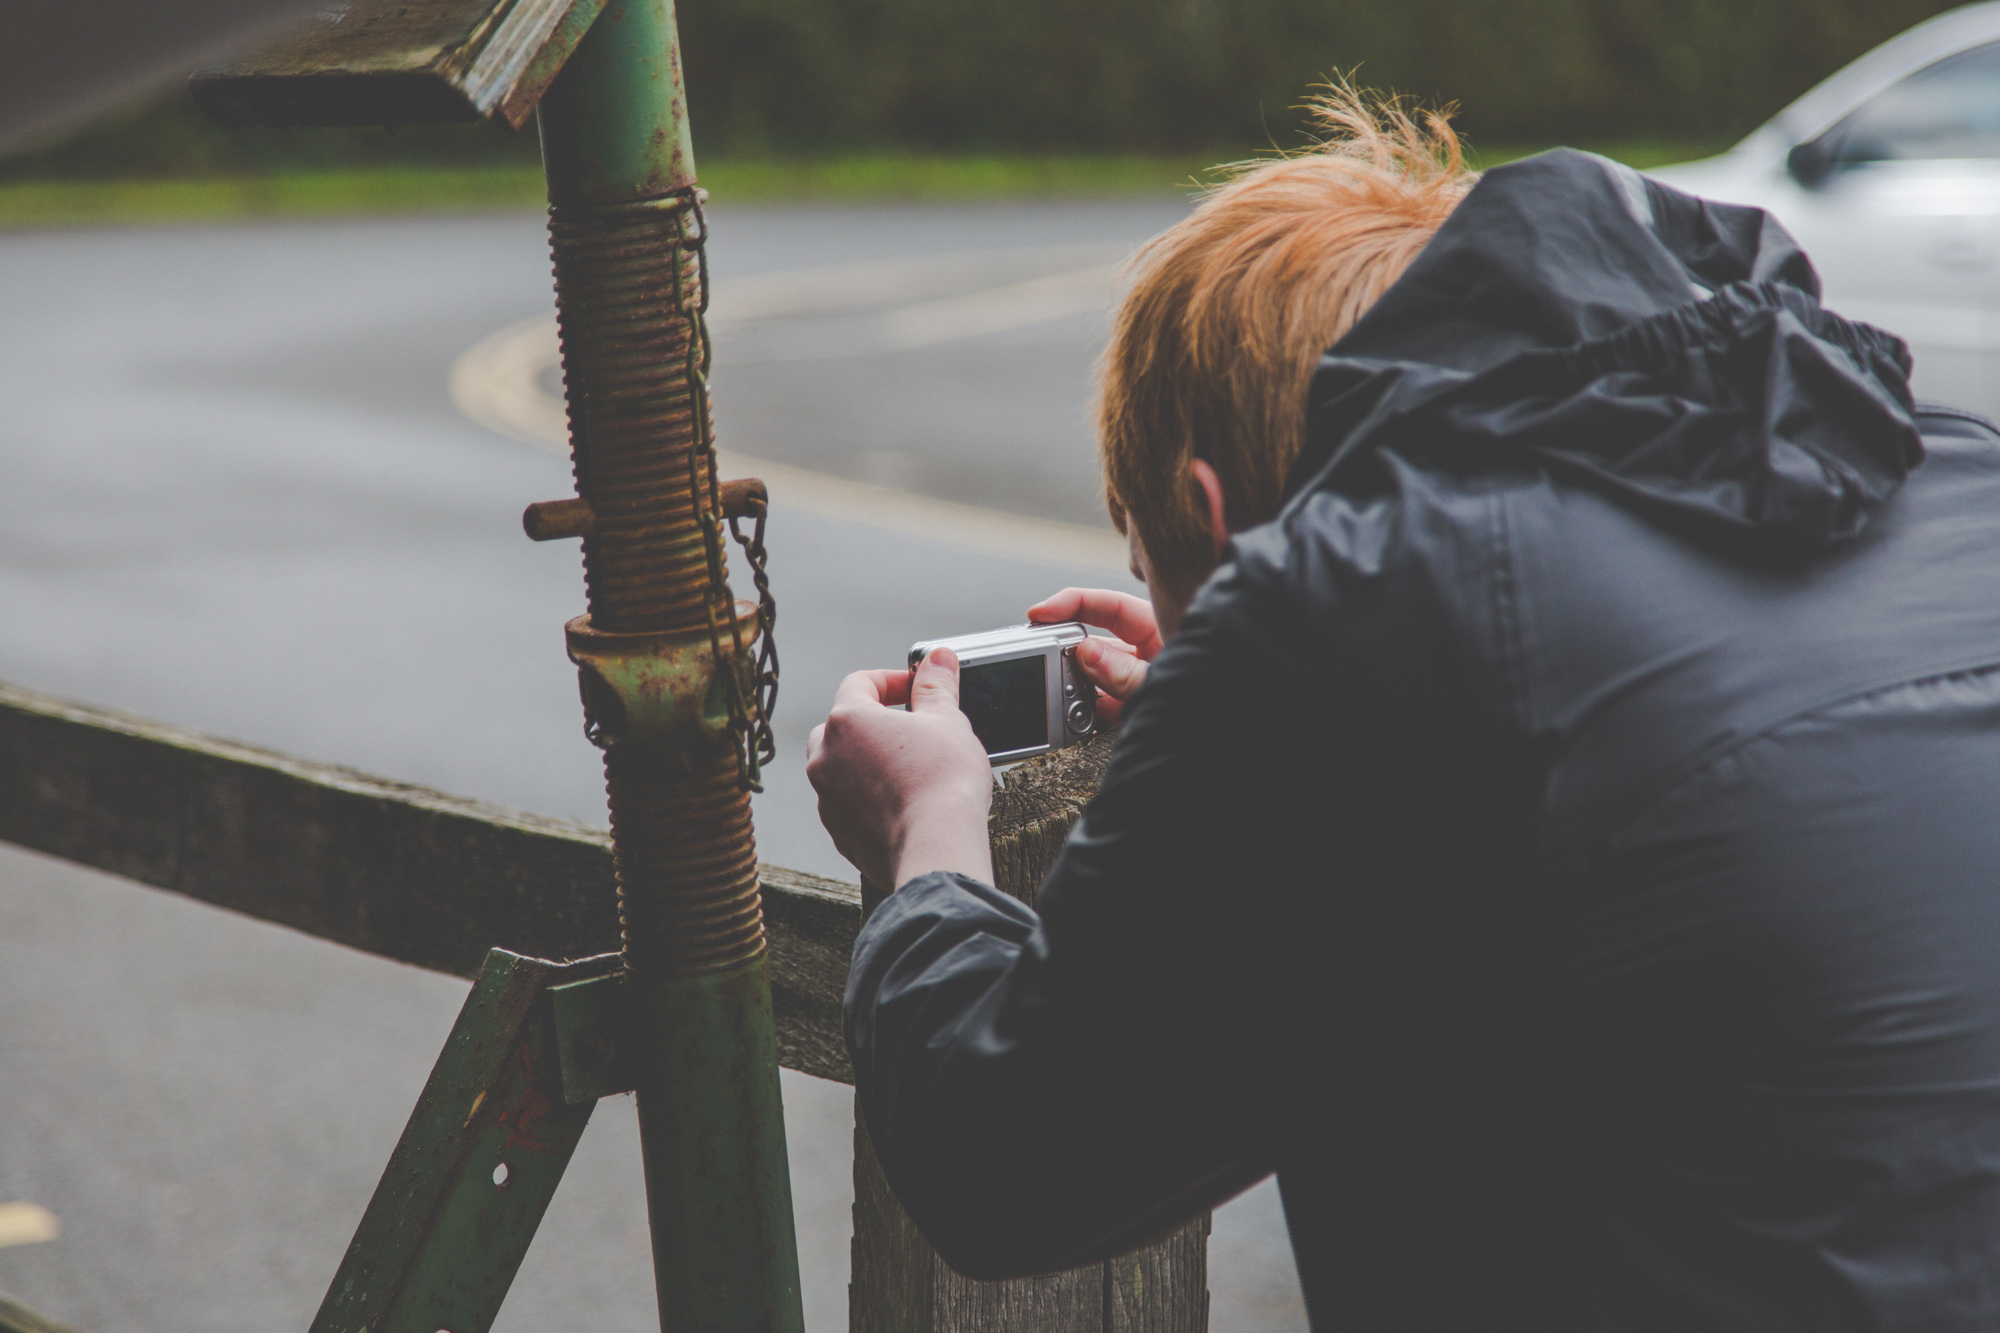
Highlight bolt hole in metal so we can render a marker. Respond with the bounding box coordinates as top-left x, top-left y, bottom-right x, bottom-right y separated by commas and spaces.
492, 1162, 510, 1188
